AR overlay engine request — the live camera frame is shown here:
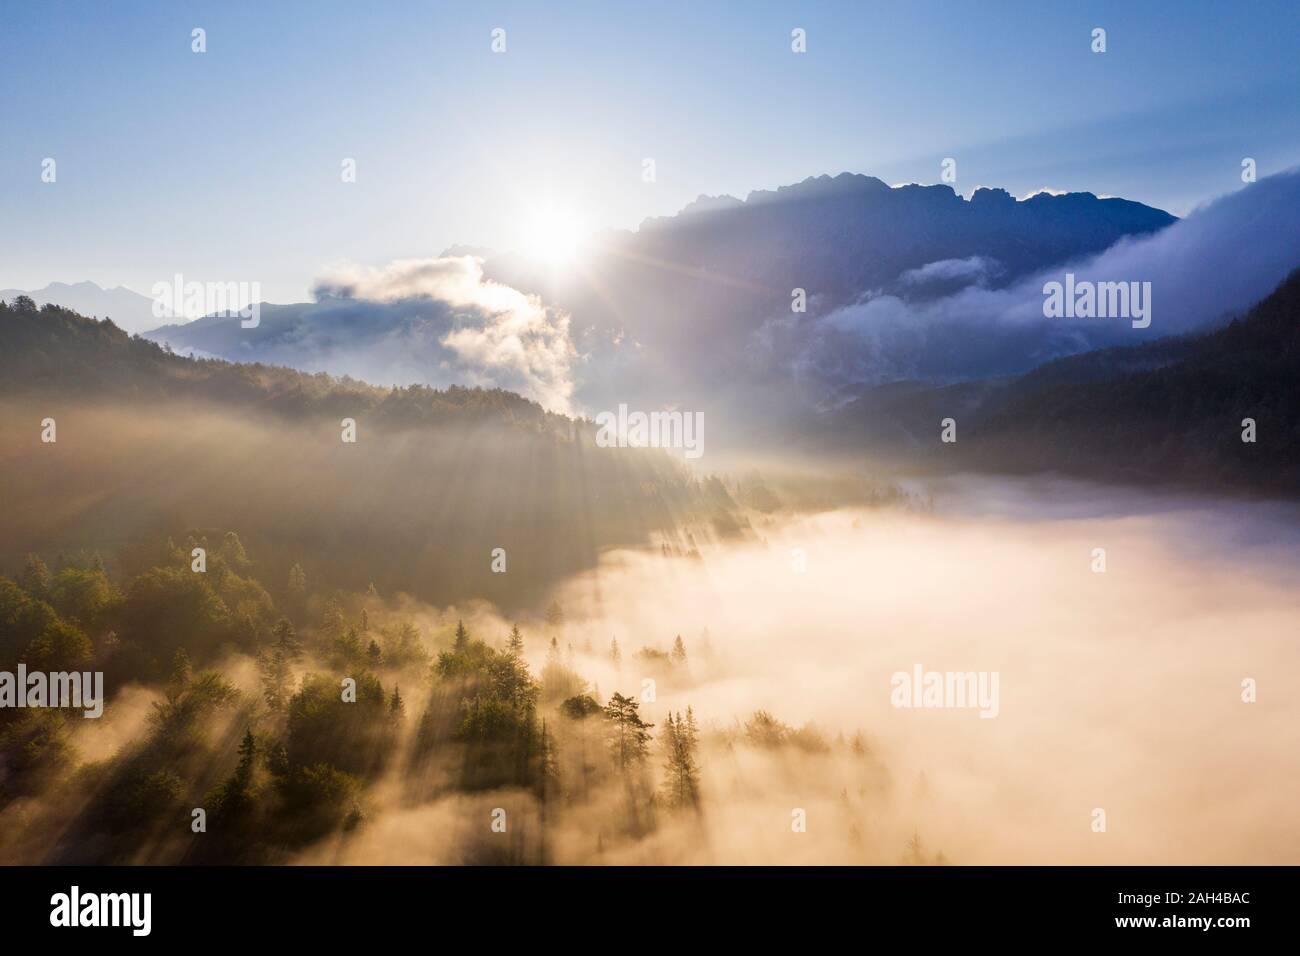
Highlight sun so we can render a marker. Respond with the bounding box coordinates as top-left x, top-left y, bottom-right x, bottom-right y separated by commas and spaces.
520, 203, 587, 268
